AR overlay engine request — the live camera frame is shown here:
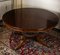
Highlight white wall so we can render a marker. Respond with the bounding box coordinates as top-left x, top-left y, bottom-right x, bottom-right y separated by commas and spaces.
14, 0, 60, 12
0, 0, 12, 20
